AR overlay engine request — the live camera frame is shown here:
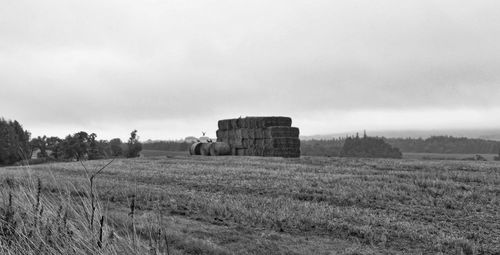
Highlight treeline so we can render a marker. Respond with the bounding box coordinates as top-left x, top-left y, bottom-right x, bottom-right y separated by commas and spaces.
31, 130, 142, 162
0, 117, 143, 166
300, 135, 402, 158
142, 140, 191, 151
301, 135, 500, 156
385, 136, 500, 154
341, 135, 402, 159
